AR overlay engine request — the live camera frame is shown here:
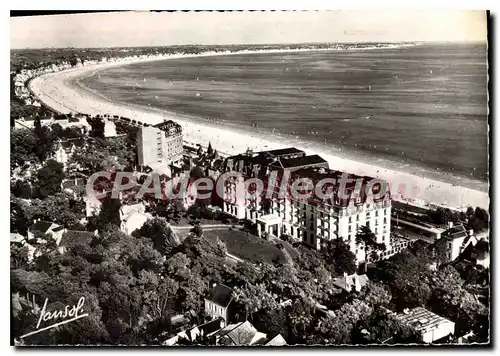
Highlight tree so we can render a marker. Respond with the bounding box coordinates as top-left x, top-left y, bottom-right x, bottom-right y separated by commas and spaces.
89, 198, 121, 232
428, 265, 488, 339
191, 223, 203, 237
314, 299, 372, 345
11, 128, 39, 171
88, 117, 106, 138
166, 253, 191, 279
11, 179, 33, 199
133, 217, 180, 256
253, 307, 289, 340
353, 307, 419, 344
358, 282, 392, 307
355, 225, 386, 252
233, 283, 278, 320
33, 117, 58, 162
24, 193, 85, 227
11, 198, 29, 235
177, 275, 208, 312
207, 142, 214, 157
35, 159, 65, 198
287, 300, 314, 344
467, 207, 489, 232
11, 244, 30, 269
322, 238, 356, 276
369, 251, 432, 310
